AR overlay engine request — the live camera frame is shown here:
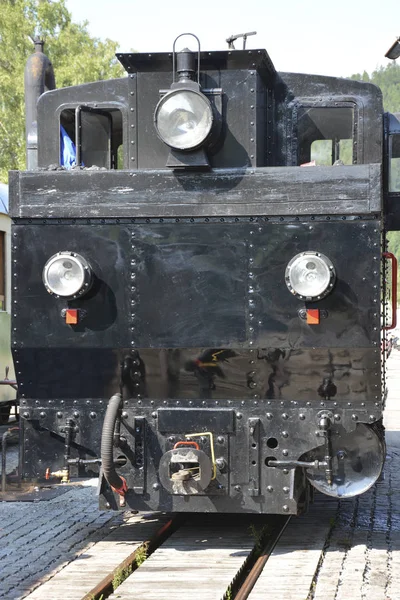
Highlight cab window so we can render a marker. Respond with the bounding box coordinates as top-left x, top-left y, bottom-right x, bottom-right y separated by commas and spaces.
297, 107, 355, 166
389, 134, 400, 192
